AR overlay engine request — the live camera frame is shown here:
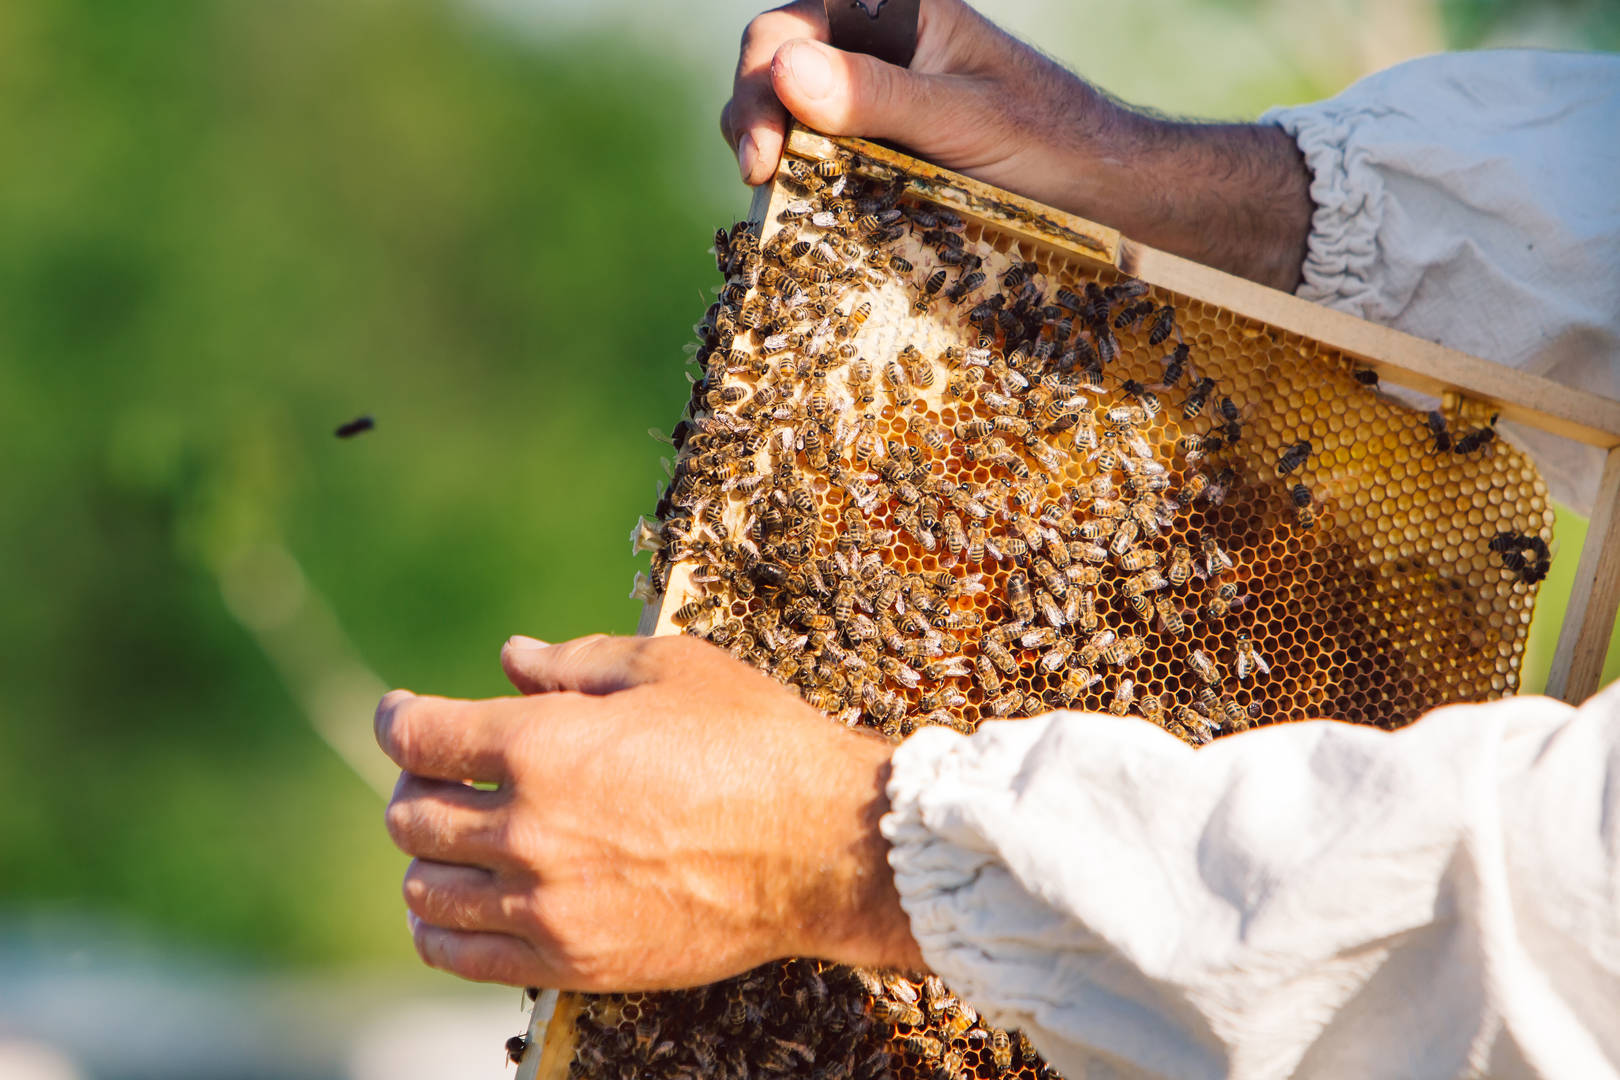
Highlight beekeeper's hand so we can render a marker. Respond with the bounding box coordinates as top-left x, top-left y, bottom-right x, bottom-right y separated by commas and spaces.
722, 0, 1312, 290
375, 633, 921, 991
